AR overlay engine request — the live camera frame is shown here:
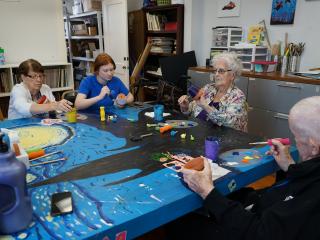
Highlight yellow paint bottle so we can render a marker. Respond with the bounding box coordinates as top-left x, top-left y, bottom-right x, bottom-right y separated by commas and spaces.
67, 108, 77, 123
100, 106, 105, 121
